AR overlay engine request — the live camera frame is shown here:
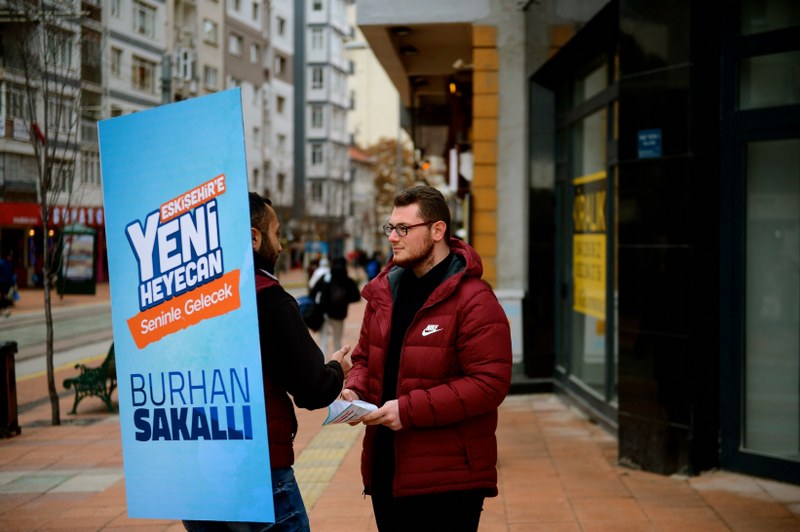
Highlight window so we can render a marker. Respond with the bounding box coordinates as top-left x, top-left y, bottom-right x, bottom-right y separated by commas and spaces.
311, 67, 324, 90
311, 105, 323, 128
81, 113, 98, 143
48, 97, 76, 132
204, 66, 218, 90
203, 19, 218, 45
5, 83, 31, 120
311, 143, 323, 165
276, 95, 285, 114
277, 173, 285, 193
253, 126, 260, 145
743, 138, 800, 458
719, 0, 800, 482
56, 162, 75, 193
277, 134, 286, 152
741, 0, 800, 34
111, 0, 121, 18
229, 0, 241, 11
312, 0, 322, 11
49, 29, 74, 69
739, 51, 800, 110
250, 43, 260, 64
311, 28, 323, 50
176, 49, 194, 81
133, 1, 156, 38
131, 55, 156, 92
111, 47, 122, 77
80, 150, 100, 185
311, 181, 323, 201
277, 17, 286, 36
81, 31, 102, 82
252, 1, 260, 20
111, 106, 123, 118
274, 55, 286, 75
229, 33, 243, 56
